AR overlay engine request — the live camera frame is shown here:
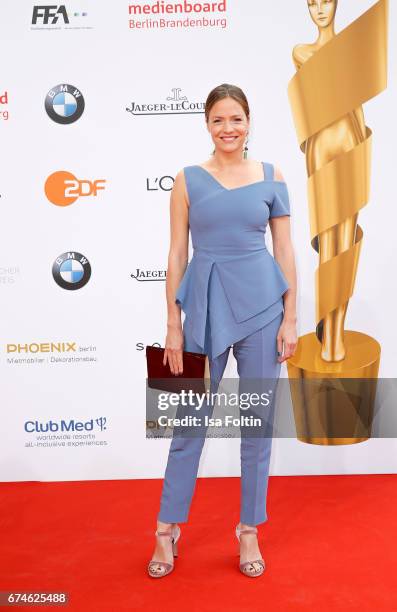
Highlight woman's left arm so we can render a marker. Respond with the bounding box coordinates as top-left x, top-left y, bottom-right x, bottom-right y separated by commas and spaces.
269, 166, 298, 362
